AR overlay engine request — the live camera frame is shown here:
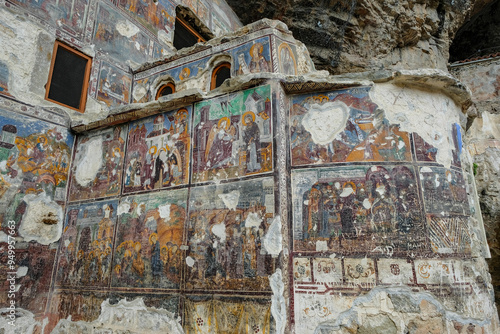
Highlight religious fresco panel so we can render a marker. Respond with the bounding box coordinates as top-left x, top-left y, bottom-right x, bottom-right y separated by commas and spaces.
420, 166, 469, 216
111, 189, 188, 289
292, 165, 427, 255
96, 62, 132, 107
192, 85, 272, 183
93, 2, 153, 65
277, 41, 298, 76
6, 0, 89, 37
413, 123, 462, 168
290, 87, 411, 166
116, 0, 175, 38
185, 178, 276, 292
183, 296, 273, 334
0, 243, 55, 315
68, 125, 126, 201
55, 199, 118, 288
231, 36, 272, 76
47, 290, 107, 325
0, 109, 73, 226
124, 106, 191, 193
